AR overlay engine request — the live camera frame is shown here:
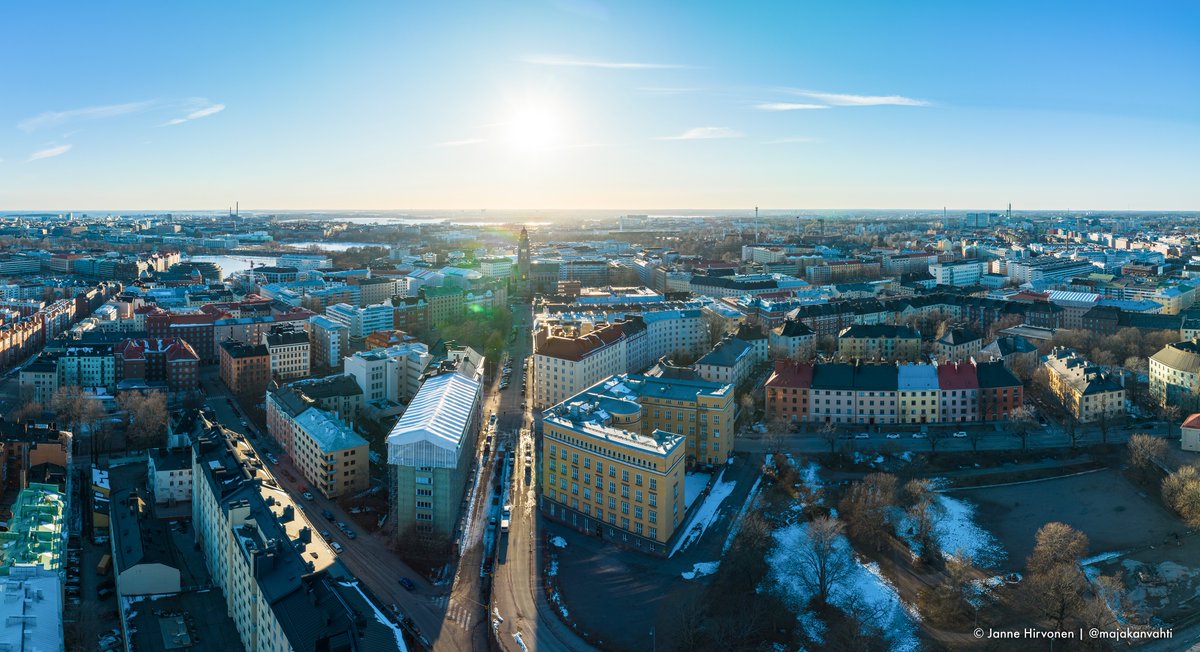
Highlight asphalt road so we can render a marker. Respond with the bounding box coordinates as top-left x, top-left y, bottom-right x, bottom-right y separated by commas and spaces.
199, 370, 469, 651
491, 302, 598, 652
735, 419, 1171, 456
